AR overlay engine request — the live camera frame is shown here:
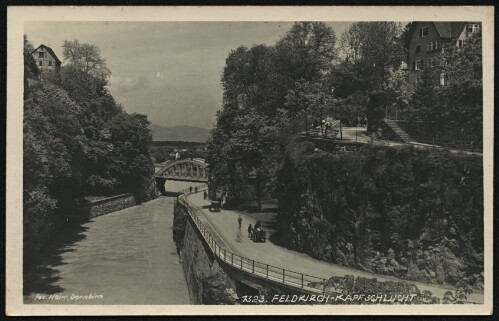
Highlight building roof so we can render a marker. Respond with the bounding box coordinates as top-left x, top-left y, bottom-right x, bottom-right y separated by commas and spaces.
32, 44, 62, 64
433, 22, 466, 39
405, 22, 467, 48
